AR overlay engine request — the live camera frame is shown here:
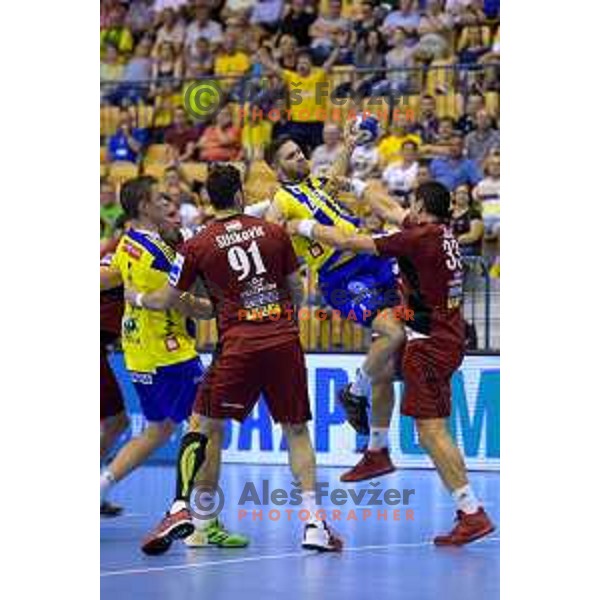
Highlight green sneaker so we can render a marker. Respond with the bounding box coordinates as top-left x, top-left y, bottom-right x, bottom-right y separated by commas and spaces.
199, 519, 250, 548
